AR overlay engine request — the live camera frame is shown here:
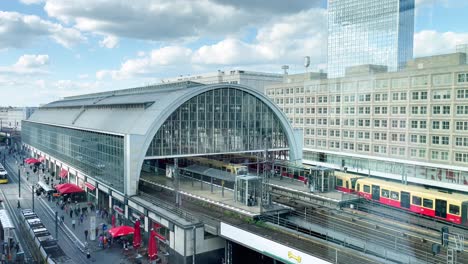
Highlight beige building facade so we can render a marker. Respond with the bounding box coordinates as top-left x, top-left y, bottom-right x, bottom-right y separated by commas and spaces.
265, 53, 468, 192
